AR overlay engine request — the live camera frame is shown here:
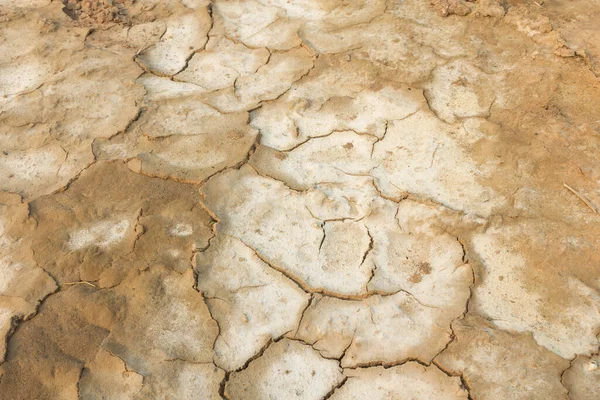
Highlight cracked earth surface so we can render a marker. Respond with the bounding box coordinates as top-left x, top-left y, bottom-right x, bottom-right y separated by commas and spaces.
1, 0, 599, 399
